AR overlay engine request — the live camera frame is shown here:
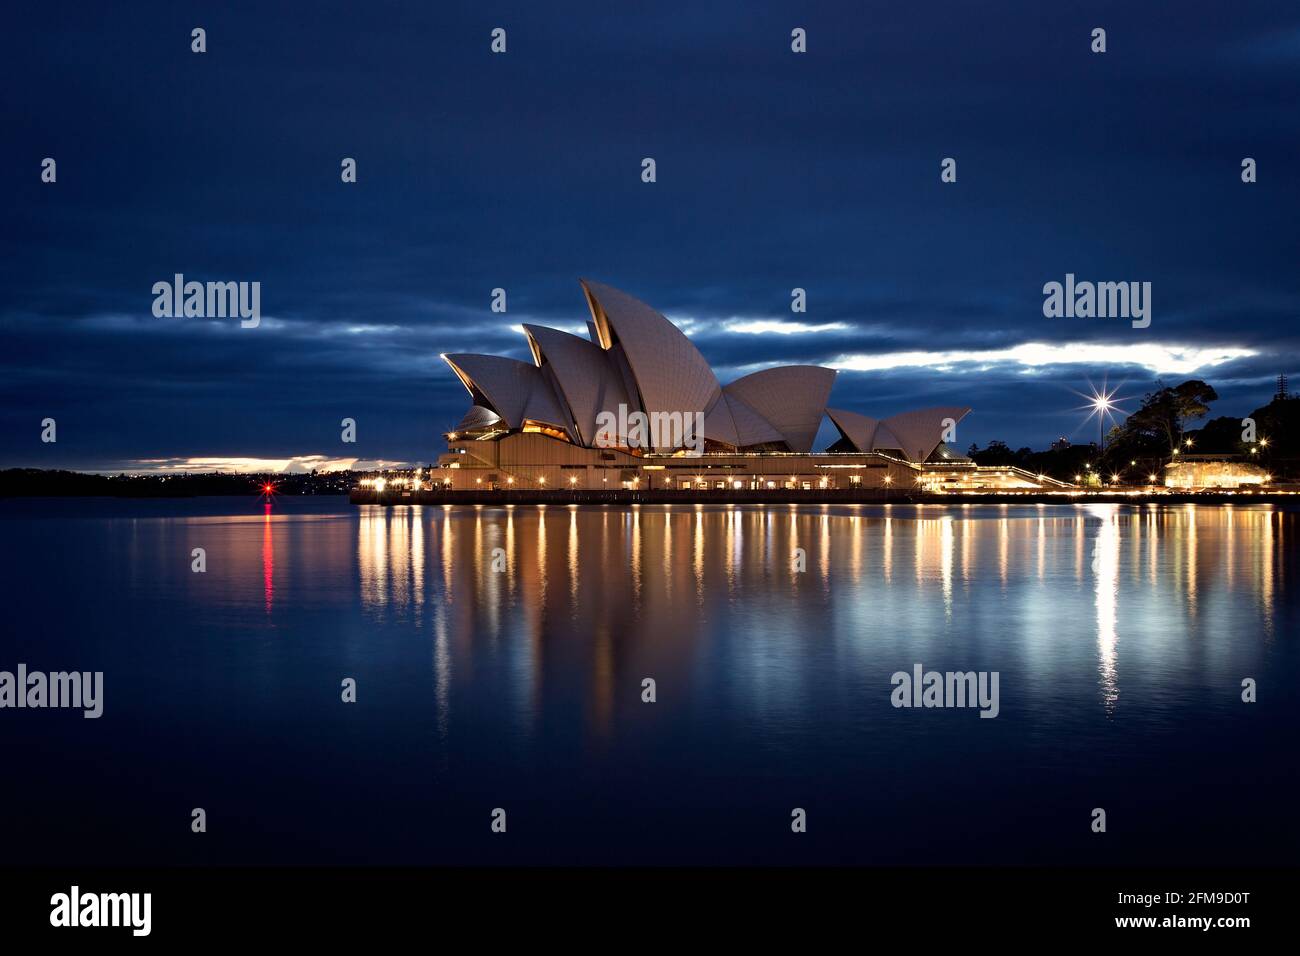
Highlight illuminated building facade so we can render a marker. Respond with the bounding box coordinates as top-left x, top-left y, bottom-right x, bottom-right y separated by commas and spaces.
431, 280, 1069, 492
1164, 455, 1270, 490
